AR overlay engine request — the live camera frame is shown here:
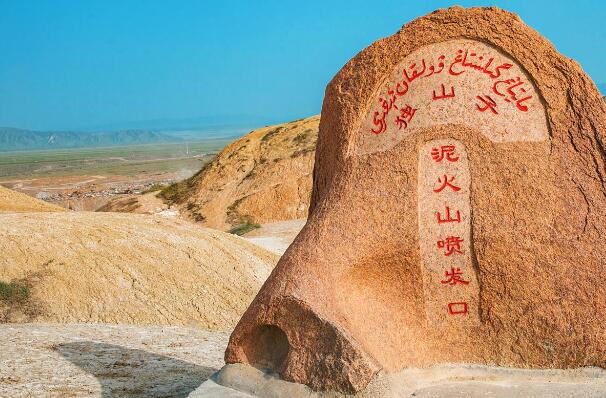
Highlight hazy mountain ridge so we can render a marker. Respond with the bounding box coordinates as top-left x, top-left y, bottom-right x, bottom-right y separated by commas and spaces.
0, 127, 182, 152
